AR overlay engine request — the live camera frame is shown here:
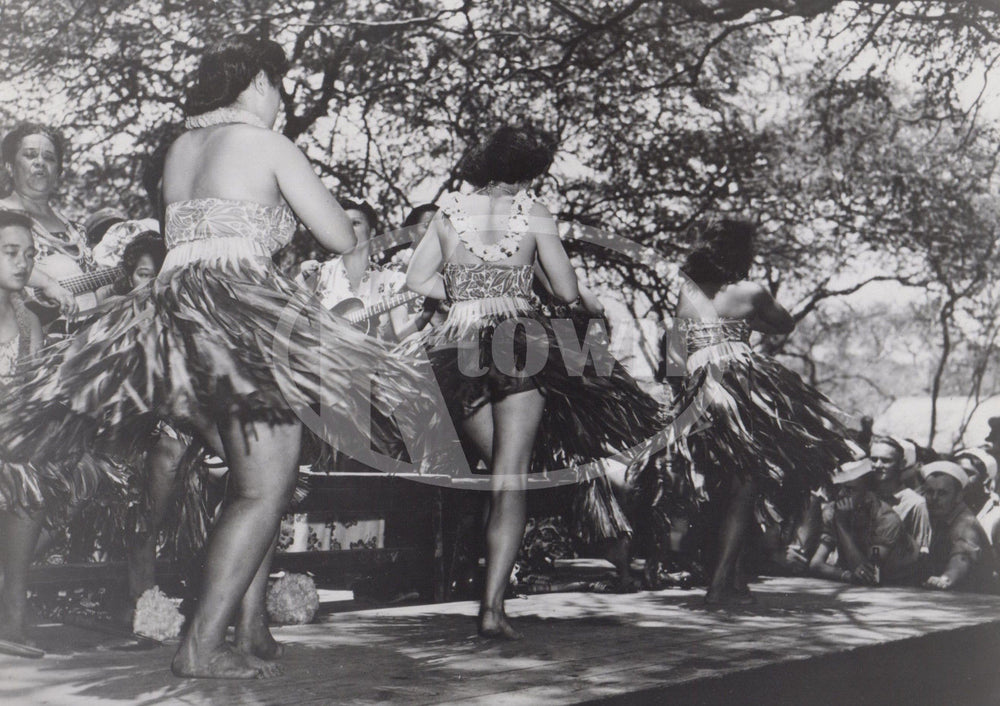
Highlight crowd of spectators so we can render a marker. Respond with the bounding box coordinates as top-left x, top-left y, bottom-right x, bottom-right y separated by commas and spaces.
768, 420, 1000, 595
